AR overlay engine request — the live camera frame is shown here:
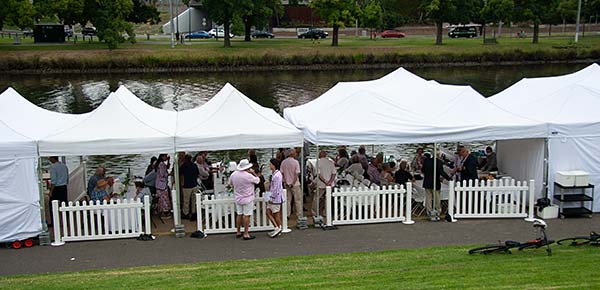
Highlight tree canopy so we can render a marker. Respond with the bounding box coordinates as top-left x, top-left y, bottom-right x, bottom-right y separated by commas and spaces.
310, 0, 359, 46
